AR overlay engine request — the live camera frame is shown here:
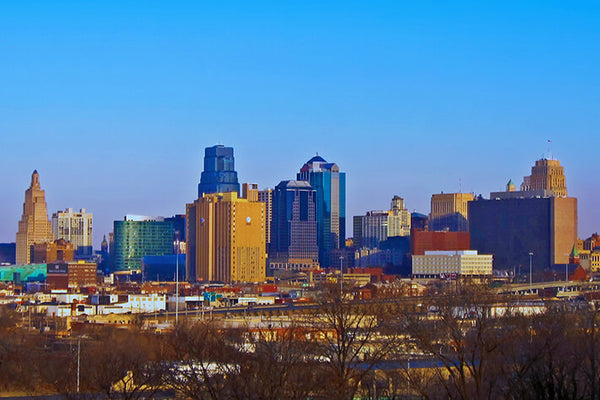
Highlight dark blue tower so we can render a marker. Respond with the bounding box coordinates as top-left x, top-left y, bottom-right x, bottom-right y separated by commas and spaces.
198, 145, 240, 197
